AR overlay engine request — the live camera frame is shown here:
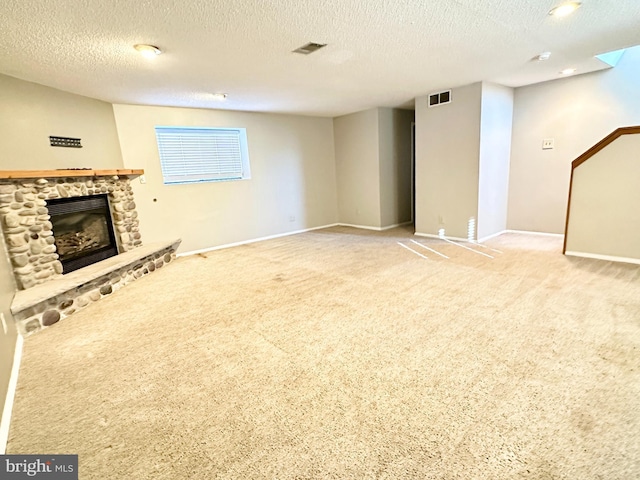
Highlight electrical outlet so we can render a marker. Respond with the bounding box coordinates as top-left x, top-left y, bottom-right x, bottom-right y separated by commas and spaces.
139, 175, 147, 184
542, 138, 555, 150
289, 215, 295, 222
